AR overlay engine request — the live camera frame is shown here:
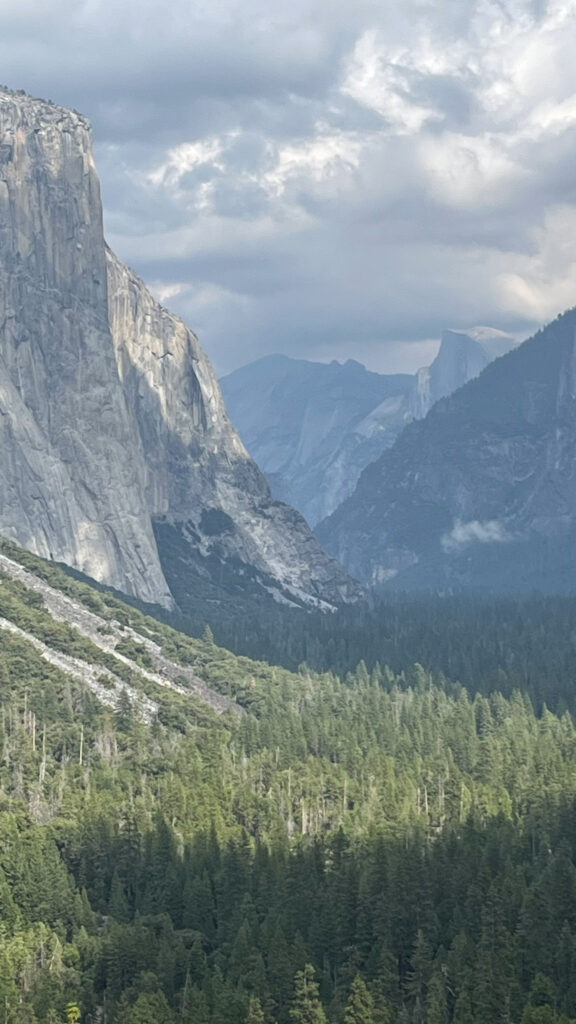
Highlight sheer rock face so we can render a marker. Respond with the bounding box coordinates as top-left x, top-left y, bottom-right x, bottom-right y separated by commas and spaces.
221, 355, 414, 527
106, 248, 250, 519
0, 89, 172, 607
0, 88, 361, 609
410, 327, 515, 419
106, 253, 363, 608
318, 311, 576, 593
